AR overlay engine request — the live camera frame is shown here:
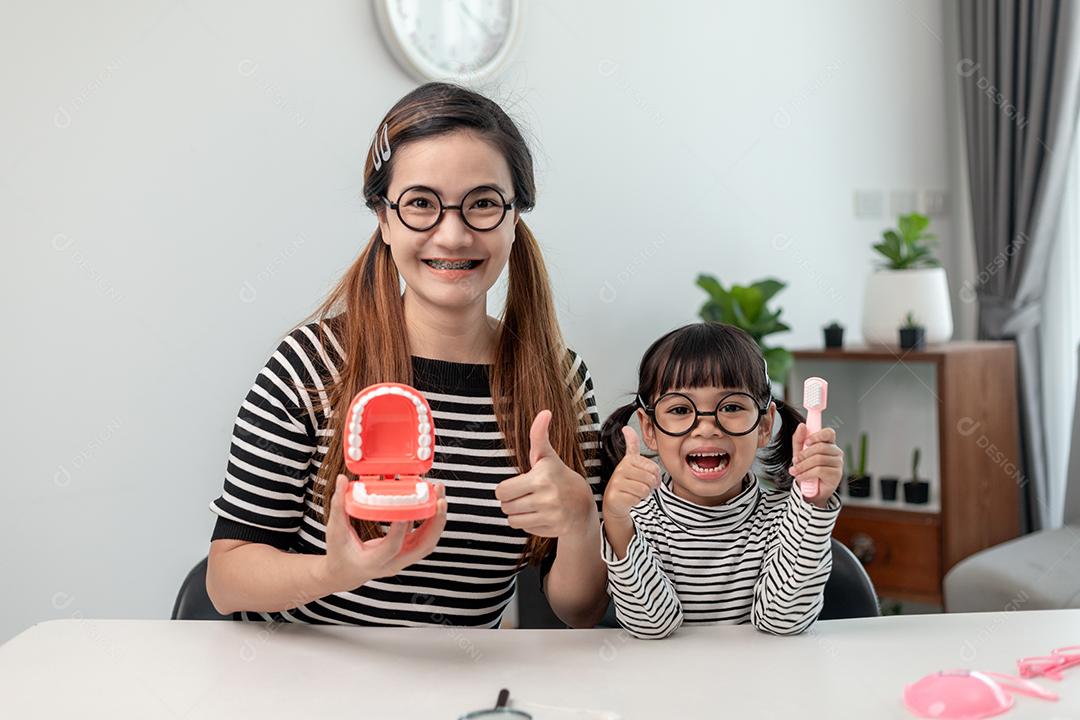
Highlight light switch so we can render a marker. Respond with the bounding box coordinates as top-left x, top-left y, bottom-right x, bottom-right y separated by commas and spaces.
890, 190, 917, 216
854, 190, 883, 219
918, 190, 949, 217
